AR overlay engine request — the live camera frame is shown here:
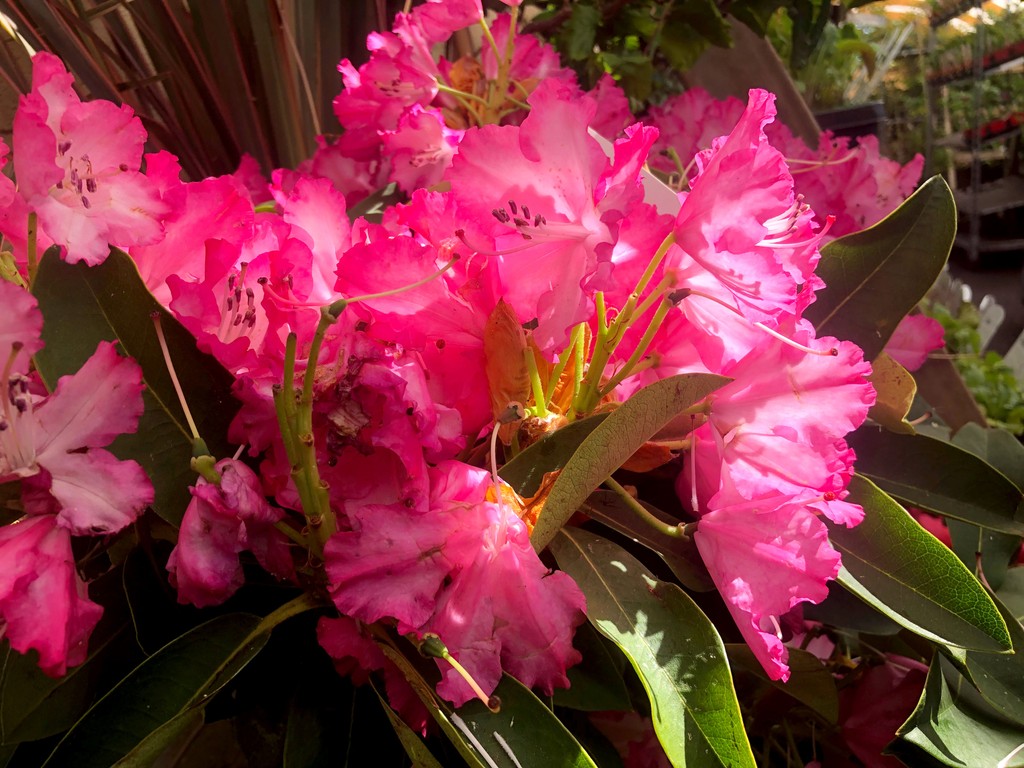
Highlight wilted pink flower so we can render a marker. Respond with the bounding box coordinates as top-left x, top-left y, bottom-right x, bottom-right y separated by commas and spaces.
13, 52, 166, 265
167, 458, 293, 608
